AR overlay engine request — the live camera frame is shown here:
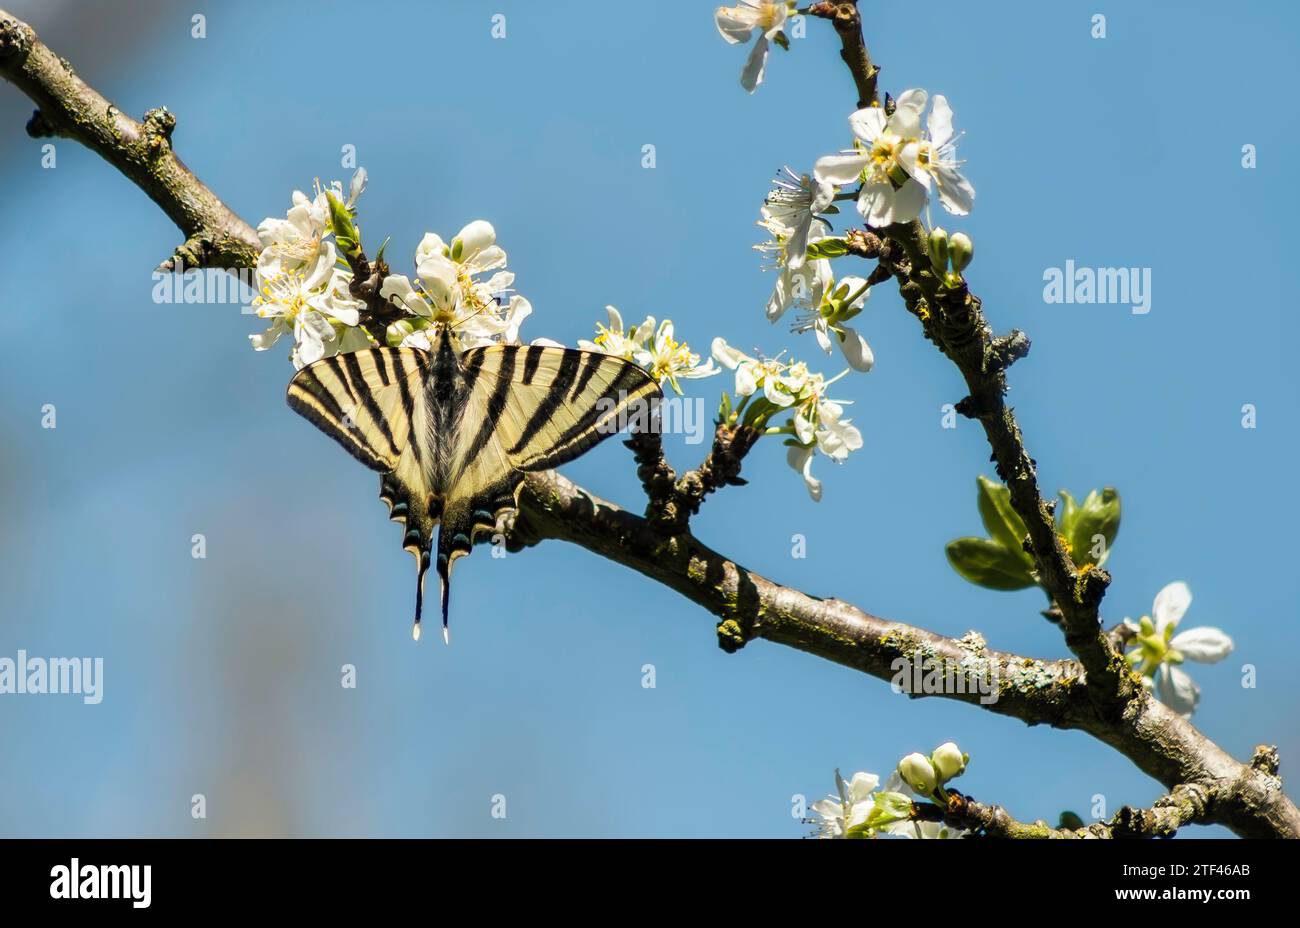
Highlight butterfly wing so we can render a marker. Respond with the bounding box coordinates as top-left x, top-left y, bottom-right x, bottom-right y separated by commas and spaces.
287, 341, 662, 641
430, 344, 661, 628
462, 343, 663, 472
286, 347, 442, 632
